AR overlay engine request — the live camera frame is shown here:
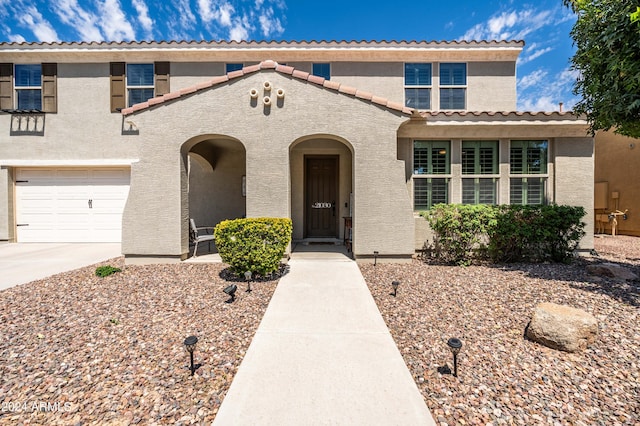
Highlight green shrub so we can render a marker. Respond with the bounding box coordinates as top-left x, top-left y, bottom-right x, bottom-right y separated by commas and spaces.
422, 204, 498, 265
422, 204, 586, 265
488, 205, 586, 263
214, 217, 293, 276
95, 265, 122, 277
